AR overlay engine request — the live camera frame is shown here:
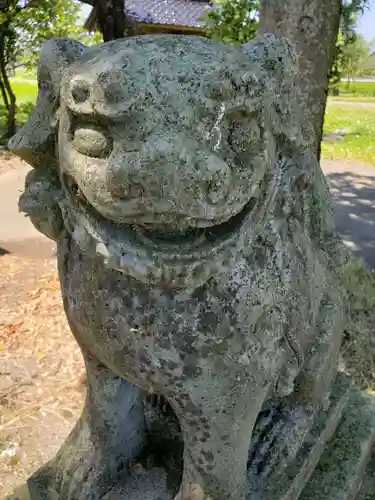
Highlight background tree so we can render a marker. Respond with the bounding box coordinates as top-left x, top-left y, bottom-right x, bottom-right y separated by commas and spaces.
0, 0, 101, 139
204, 0, 259, 45
205, 0, 369, 161
18, 0, 102, 70
78, 0, 137, 41
341, 34, 373, 82
330, 31, 346, 94
0, 0, 19, 138
330, 2, 371, 93
258, 0, 342, 161
258, 0, 369, 161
